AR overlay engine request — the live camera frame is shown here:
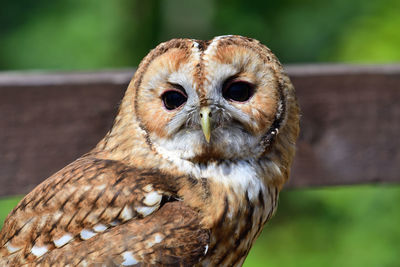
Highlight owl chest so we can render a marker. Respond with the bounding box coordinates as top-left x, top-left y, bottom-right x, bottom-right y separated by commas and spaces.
198, 184, 279, 267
